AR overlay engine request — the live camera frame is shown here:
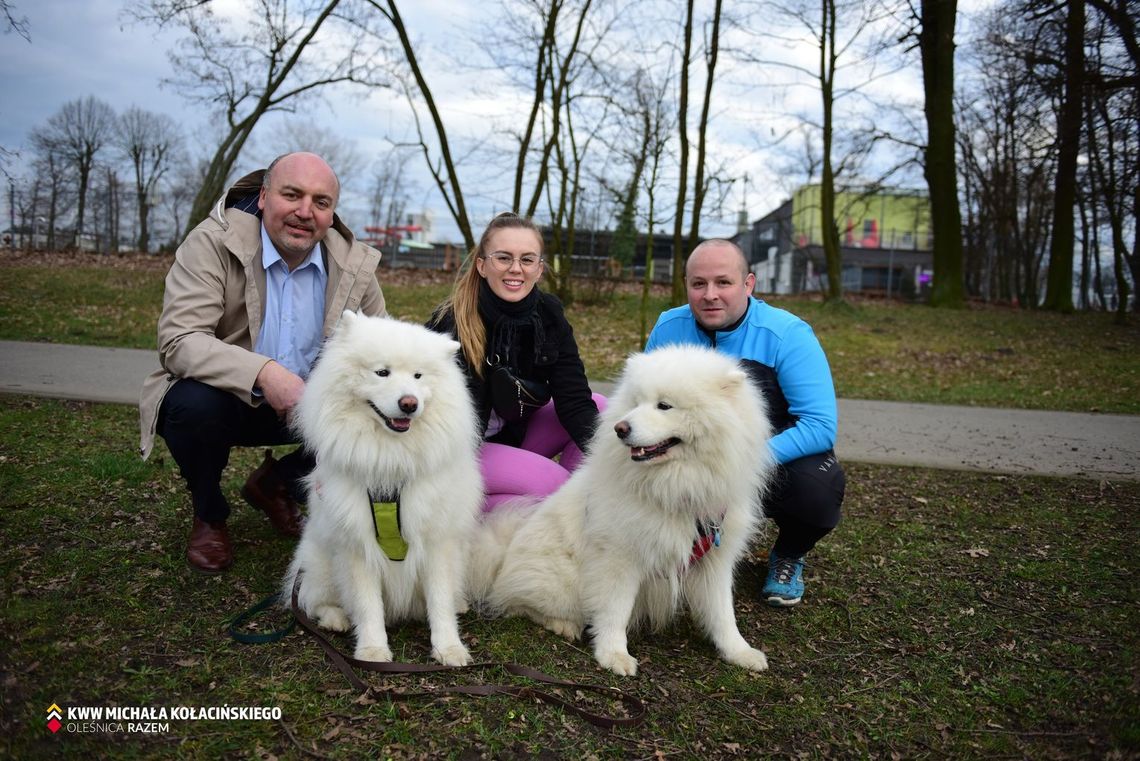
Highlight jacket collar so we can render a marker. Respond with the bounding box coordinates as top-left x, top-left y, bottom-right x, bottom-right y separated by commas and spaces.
697, 297, 757, 346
